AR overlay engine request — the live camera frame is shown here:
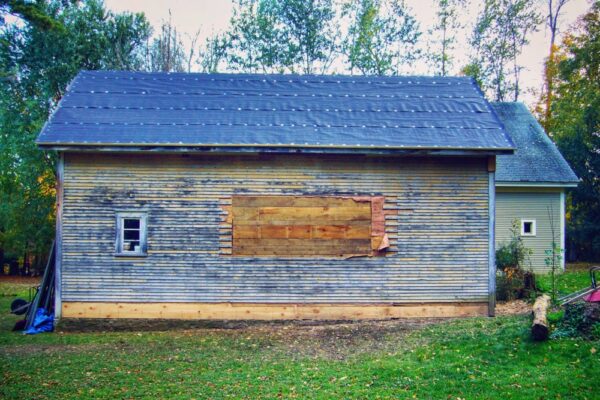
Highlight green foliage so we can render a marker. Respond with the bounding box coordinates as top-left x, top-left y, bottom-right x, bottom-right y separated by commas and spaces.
226, 0, 337, 74
278, 0, 337, 74
544, 204, 564, 303
0, 0, 65, 31
547, 309, 564, 324
343, 0, 420, 76
427, 0, 465, 76
496, 273, 527, 301
495, 220, 532, 271
495, 220, 533, 301
0, 0, 151, 260
199, 32, 230, 73
544, 242, 564, 302
536, 267, 591, 297
549, 2, 600, 261
461, 61, 485, 89
550, 302, 599, 340
227, 0, 287, 73
145, 13, 188, 72
468, 0, 542, 101
591, 322, 600, 340
550, 303, 586, 339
